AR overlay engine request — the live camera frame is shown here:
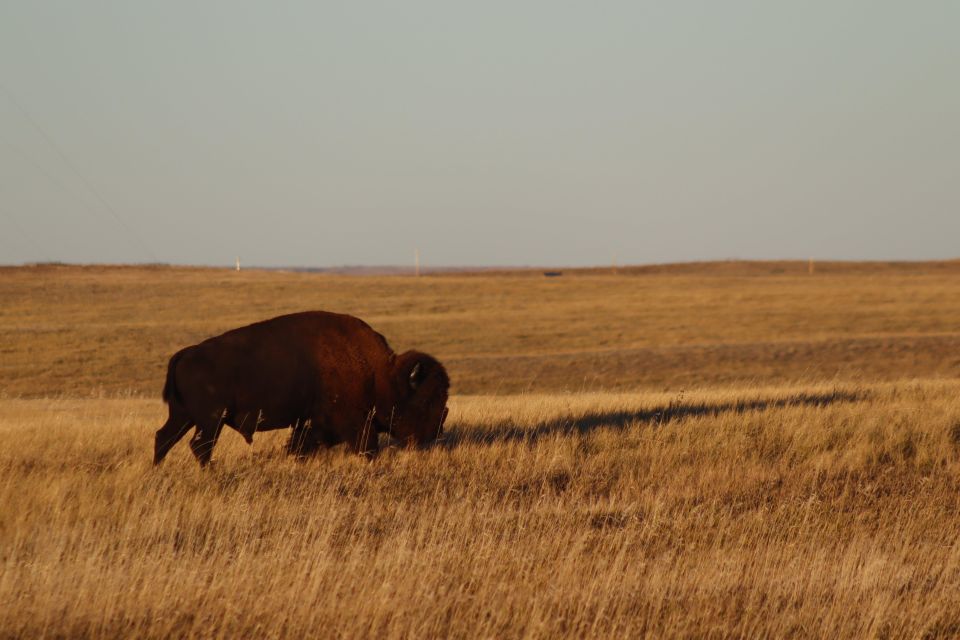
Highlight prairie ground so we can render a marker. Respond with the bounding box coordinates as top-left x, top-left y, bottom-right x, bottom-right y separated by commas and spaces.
3, 260, 960, 397
3, 262, 960, 638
